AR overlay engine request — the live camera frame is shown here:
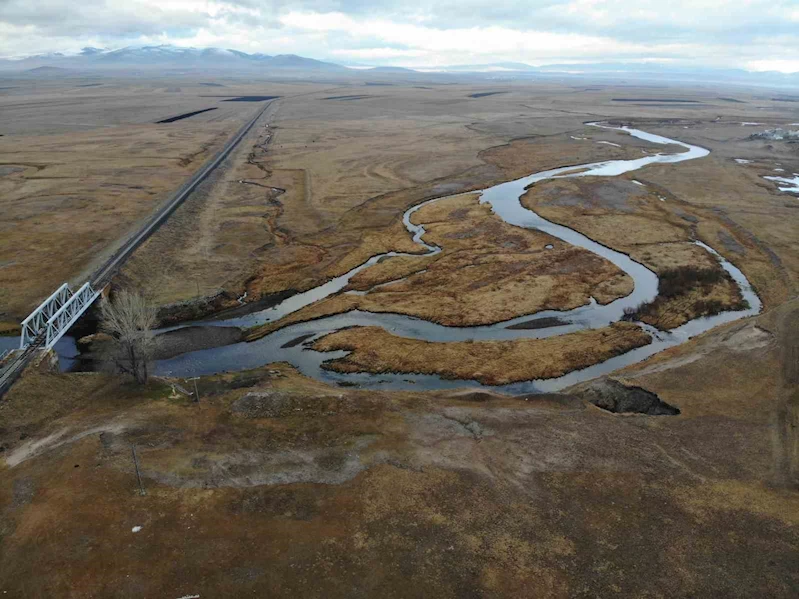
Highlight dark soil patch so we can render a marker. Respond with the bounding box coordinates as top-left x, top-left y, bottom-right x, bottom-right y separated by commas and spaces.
221, 96, 279, 102
626, 103, 707, 108
578, 379, 680, 415
718, 97, 746, 103
152, 326, 243, 360
281, 334, 316, 349
612, 98, 701, 103
199, 82, 226, 87
469, 91, 507, 98
157, 108, 217, 123
506, 317, 570, 330
155, 290, 239, 327
323, 95, 372, 101
717, 230, 745, 255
